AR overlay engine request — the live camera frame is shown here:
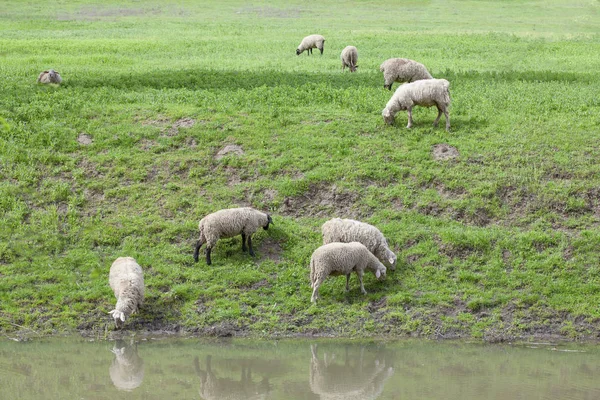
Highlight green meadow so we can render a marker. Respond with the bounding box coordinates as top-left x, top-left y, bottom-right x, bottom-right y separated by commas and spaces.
2, 0, 600, 340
